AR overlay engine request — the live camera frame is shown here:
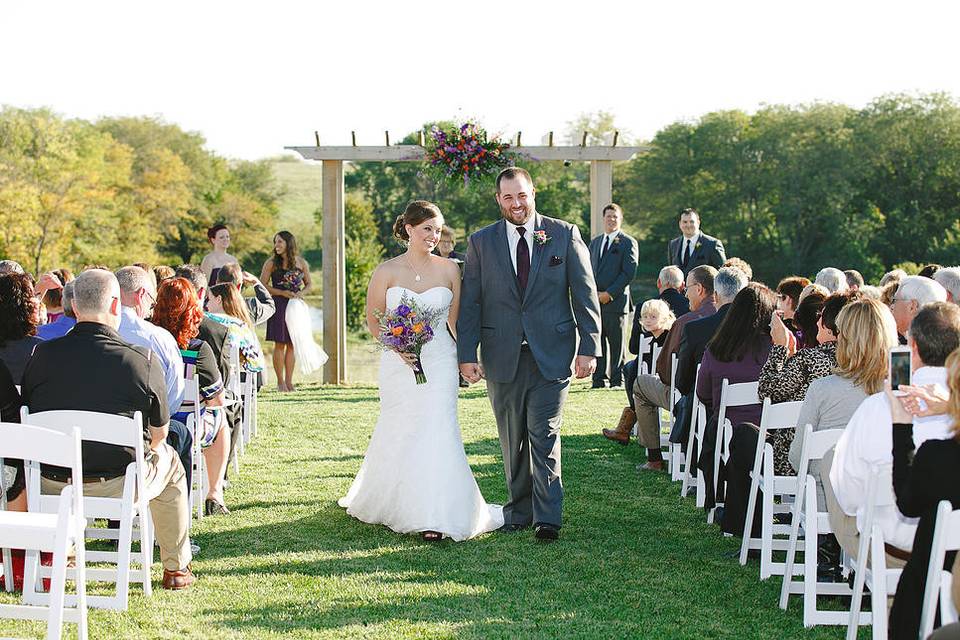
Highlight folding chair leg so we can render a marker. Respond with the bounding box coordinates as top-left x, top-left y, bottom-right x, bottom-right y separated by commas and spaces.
760, 480, 774, 580
46, 528, 70, 640
1, 547, 12, 592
